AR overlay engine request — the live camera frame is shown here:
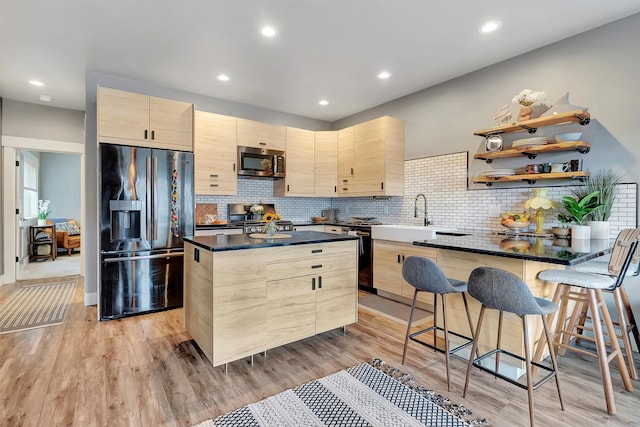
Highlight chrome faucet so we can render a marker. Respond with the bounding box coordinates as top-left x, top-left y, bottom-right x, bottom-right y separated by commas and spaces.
414, 193, 431, 226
